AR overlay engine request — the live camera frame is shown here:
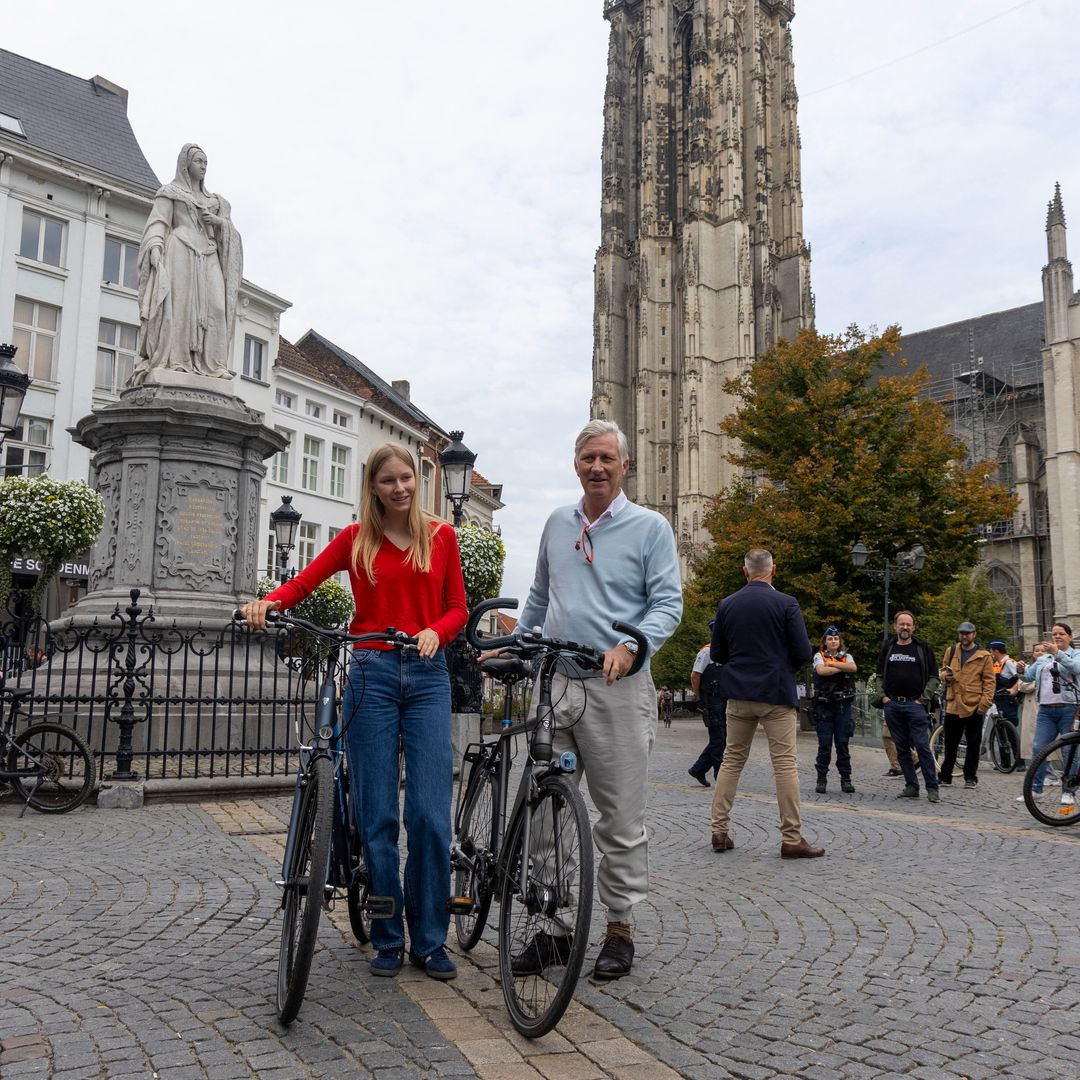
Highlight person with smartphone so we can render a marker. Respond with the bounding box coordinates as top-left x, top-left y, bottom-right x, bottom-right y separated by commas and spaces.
938, 622, 995, 788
